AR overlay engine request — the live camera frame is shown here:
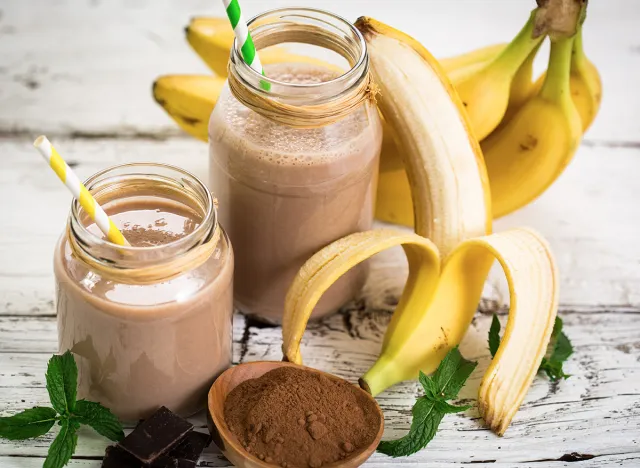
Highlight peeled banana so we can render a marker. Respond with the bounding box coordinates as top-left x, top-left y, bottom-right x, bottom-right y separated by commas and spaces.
356, 17, 491, 256
482, 35, 583, 218
281, 16, 559, 436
